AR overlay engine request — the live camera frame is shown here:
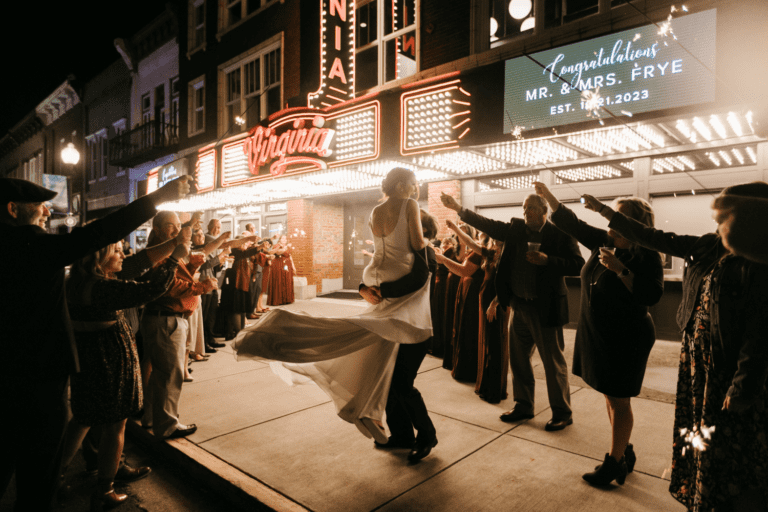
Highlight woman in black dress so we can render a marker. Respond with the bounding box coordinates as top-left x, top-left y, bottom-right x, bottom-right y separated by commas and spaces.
442, 228, 472, 371
583, 182, 768, 511
535, 182, 663, 486
61, 241, 183, 508
429, 237, 455, 357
